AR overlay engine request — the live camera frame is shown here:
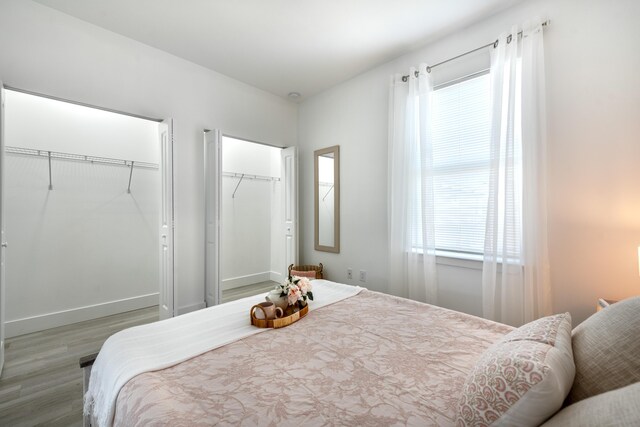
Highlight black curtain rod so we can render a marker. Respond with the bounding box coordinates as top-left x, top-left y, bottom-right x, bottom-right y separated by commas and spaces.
401, 20, 549, 82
